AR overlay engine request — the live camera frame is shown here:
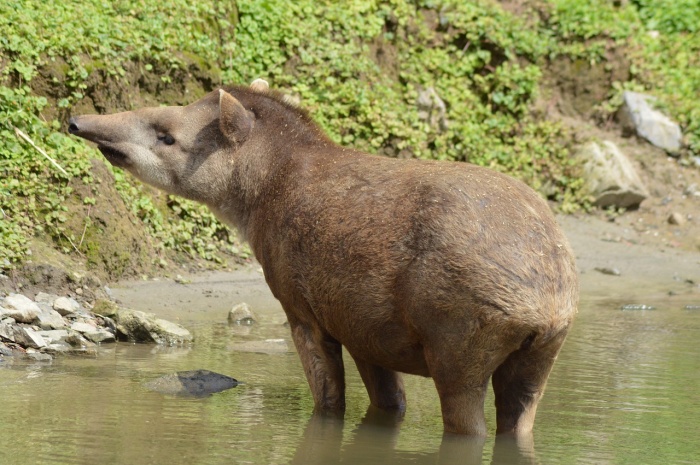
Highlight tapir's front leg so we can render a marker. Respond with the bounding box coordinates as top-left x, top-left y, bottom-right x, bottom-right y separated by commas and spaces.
288, 318, 346, 412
